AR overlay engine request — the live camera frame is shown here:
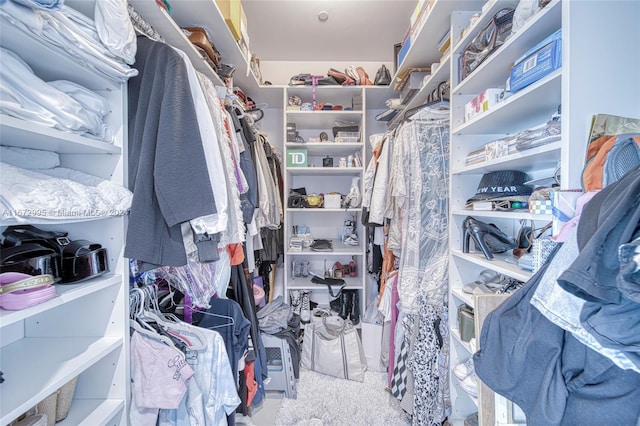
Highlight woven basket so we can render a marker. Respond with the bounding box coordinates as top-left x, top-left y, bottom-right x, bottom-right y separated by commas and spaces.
35, 393, 56, 426
55, 376, 78, 422
13, 414, 48, 426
